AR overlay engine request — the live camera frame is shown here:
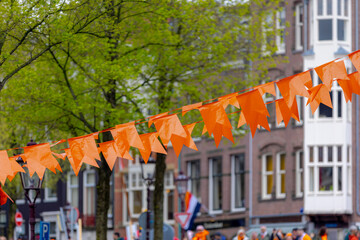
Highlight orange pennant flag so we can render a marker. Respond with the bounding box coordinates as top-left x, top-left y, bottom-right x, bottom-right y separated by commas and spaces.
64, 148, 82, 176
275, 99, 299, 127
182, 102, 202, 116
276, 71, 311, 108
139, 132, 167, 163
148, 112, 169, 127
68, 134, 100, 174
236, 89, 270, 137
0, 151, 24, 184
256, 82, 276, 96
111, 122, 145, 159
315, 60, 349, 91
237, 111, 246, 128
349, 72, 360, 95
337, 79, 353, 102
306, 84, 333, 114
23, 143, 62, 179
98, 141, 119, 171
152, 114, 187, 148
0, 186, 13, 205
170, 123, 198, 157
349, 50, 360, 72
199, 101, 234, 147
219, 93, 240, 109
